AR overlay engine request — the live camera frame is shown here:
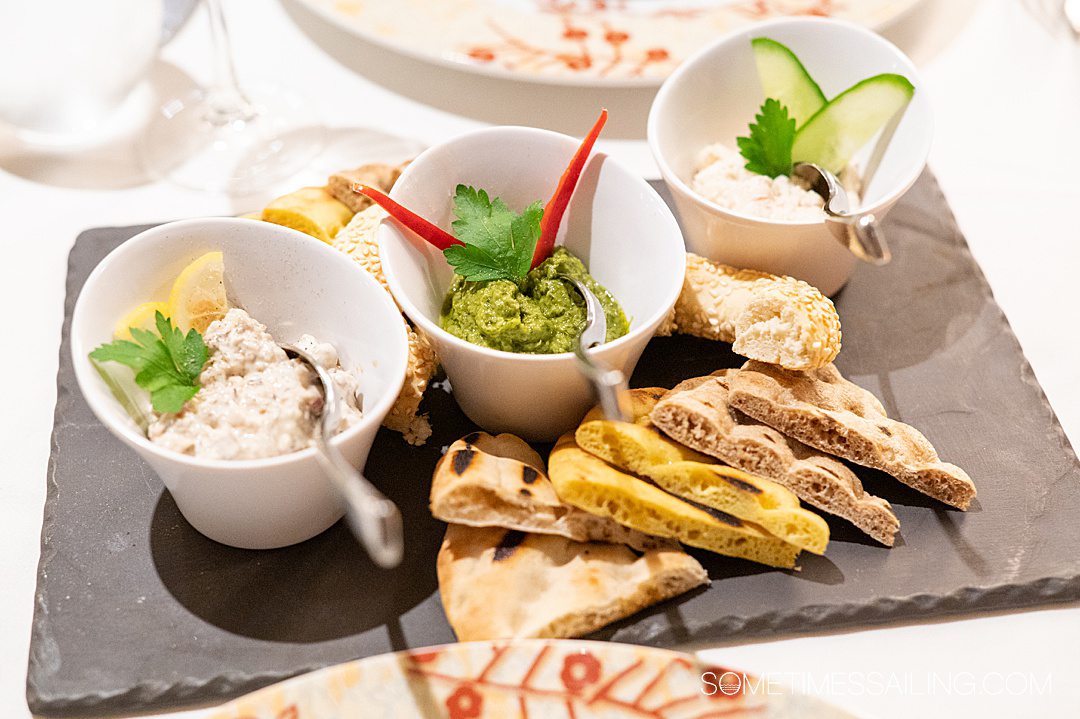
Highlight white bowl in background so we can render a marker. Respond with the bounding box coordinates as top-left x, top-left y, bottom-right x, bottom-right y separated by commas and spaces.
648, 17, 932, 296
71, 218, 409, 549
379, 126, 686, 442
